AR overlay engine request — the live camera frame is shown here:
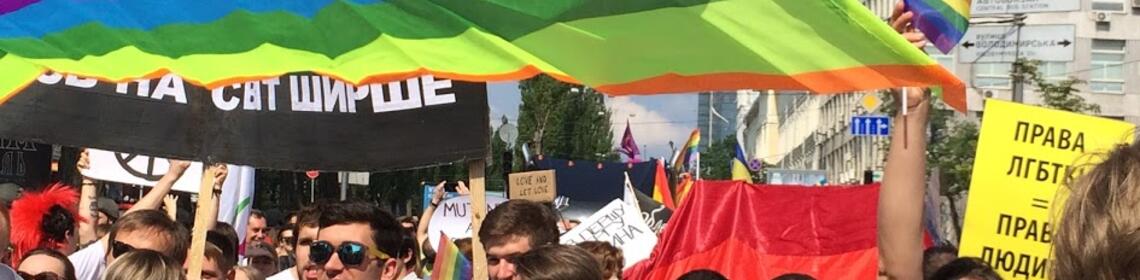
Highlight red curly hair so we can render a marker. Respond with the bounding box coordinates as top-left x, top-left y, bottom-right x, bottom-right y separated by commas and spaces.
9, 183, 83, 267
